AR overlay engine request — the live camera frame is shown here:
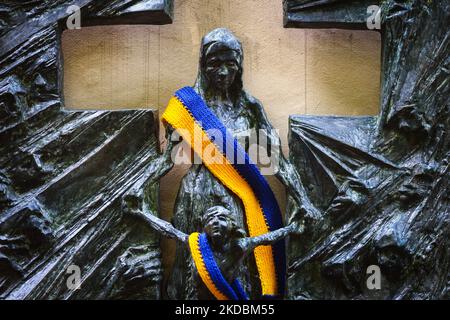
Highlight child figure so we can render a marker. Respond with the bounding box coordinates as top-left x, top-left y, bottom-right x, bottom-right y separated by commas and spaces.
123, 201, 302, 300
